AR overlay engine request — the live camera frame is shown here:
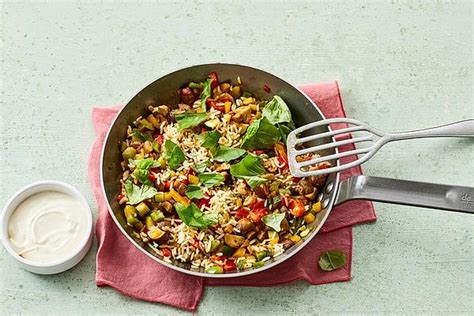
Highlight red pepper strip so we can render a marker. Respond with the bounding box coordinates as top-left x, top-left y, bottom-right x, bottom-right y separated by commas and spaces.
208, 72, 219, 89
162, 248, 171, 257
155, 134, 164, 144
206, 98, 224, 112
198, 197, 210, 209
223, 259, 236, 271
116, 194, 125, 202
